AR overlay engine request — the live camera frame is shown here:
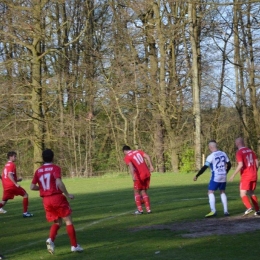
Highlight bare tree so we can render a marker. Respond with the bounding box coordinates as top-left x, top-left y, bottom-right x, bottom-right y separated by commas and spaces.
188, 1, 202, 170
0, 0, 93, 171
